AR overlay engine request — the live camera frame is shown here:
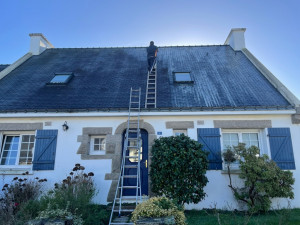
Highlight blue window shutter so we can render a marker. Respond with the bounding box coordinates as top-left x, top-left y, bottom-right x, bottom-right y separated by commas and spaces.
268, 128, 295, 170
197, 128, 222, 170
33, 130, 58, 170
